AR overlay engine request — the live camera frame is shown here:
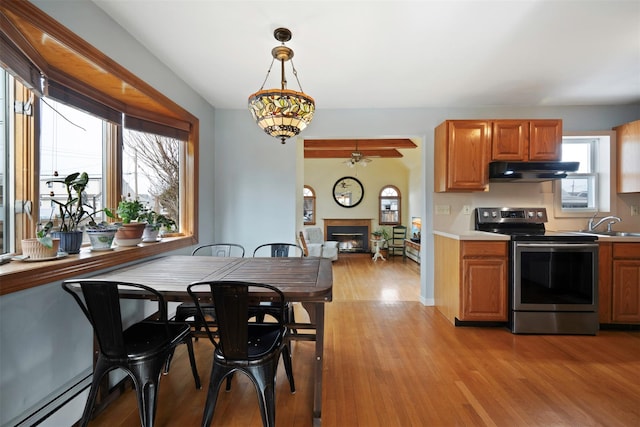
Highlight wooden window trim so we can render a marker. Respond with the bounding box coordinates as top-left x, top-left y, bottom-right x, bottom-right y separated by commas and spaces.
0, 1, 199, 295
303, 185, 316, 225
379, 185, 401, 225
